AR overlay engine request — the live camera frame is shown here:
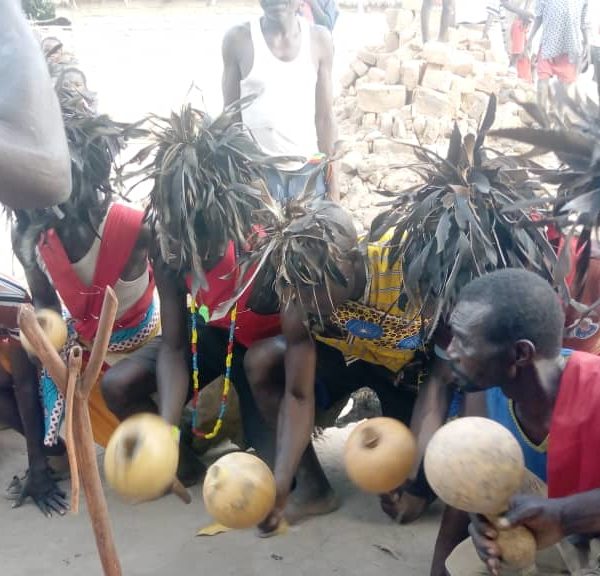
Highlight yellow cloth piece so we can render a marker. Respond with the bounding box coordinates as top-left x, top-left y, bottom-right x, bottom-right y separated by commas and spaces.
196, 523, 233, 537
316, 230, 424, 373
